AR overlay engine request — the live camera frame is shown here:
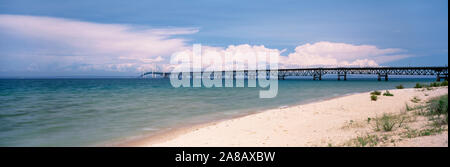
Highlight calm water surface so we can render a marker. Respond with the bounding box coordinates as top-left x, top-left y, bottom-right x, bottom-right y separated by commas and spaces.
0, 77, 437, 146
